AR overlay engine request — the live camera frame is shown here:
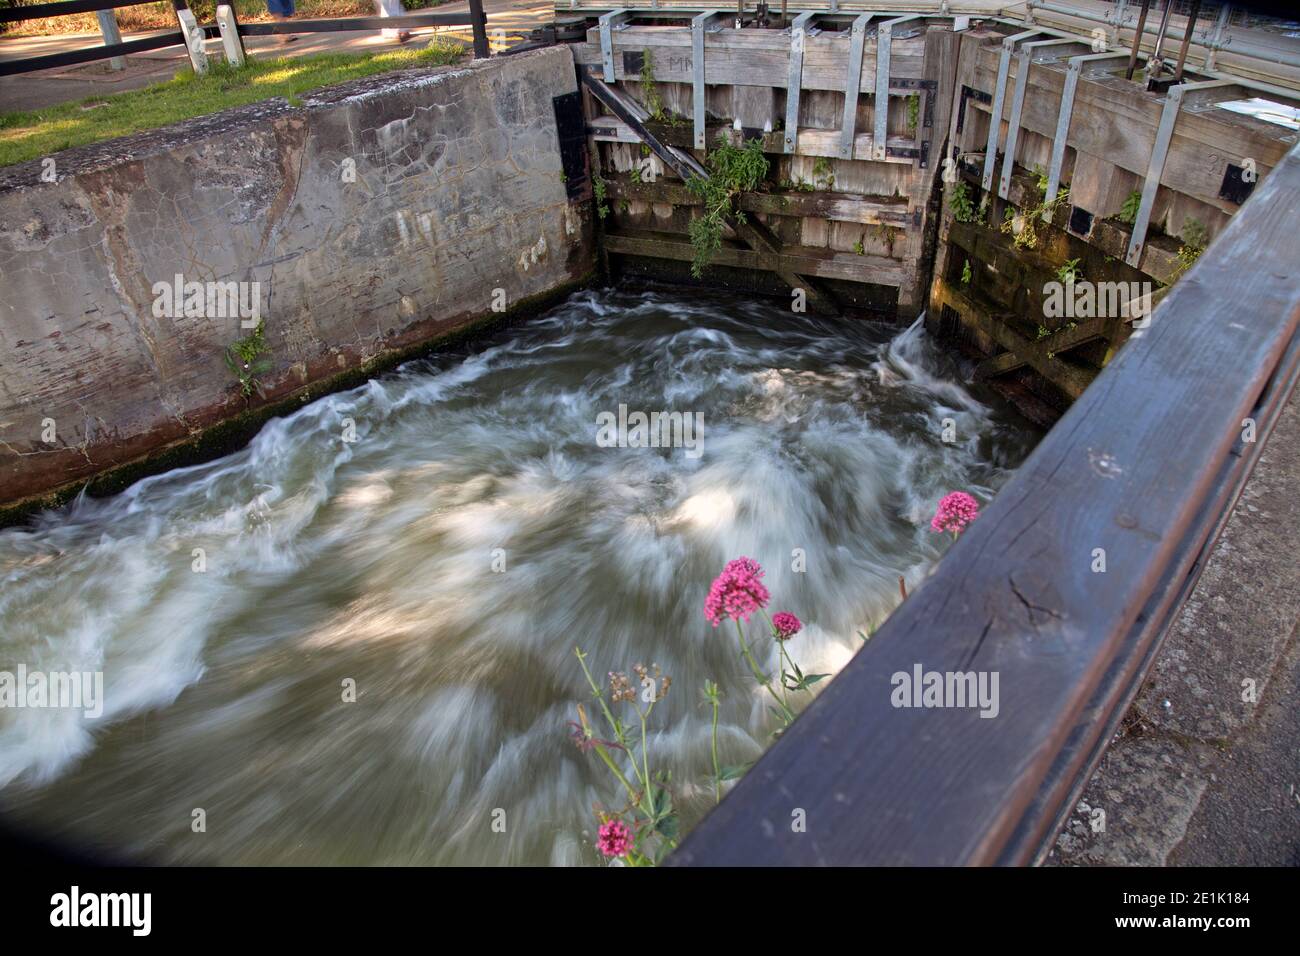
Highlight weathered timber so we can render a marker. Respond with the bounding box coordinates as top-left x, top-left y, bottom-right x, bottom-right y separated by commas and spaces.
590, 115, 917, 163
605, 177, 912, 226
572, 27, 927, 92
581, 66, 833, 309
603, 230, 908, 286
